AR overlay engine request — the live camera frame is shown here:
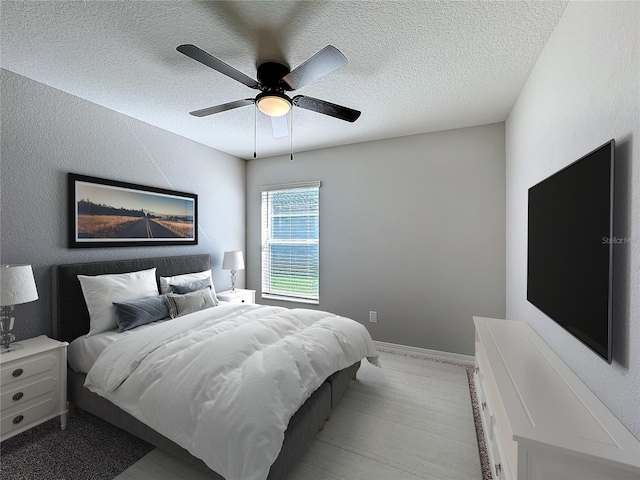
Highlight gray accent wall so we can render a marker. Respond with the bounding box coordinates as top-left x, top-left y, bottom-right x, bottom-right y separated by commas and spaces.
0, 69, 246, 341
505, 2, 639, 438
247, 124, 506, 356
